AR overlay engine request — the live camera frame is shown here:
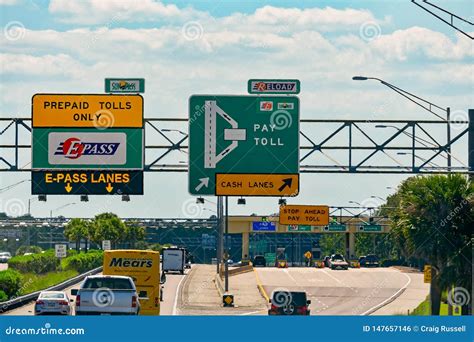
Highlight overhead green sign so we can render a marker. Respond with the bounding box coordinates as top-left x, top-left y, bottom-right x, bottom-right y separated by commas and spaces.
359, 224, 383, 232
188, 95, 300, 195
287, 225, 312, 232
105, 78, 145, 93
32, 128, 143, 170
323, 224, 347, 232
